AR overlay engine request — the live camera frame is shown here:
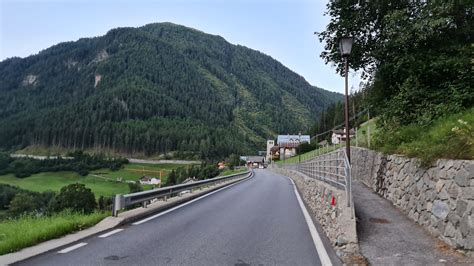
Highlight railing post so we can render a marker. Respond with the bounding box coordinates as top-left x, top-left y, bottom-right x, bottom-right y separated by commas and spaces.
113, 194, 124, 217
